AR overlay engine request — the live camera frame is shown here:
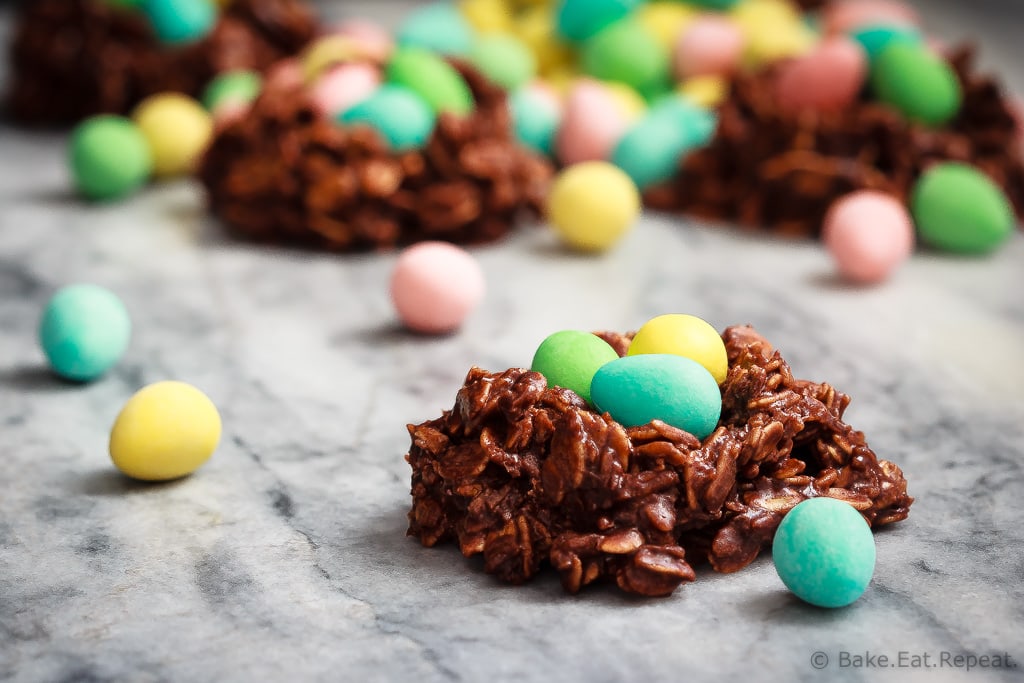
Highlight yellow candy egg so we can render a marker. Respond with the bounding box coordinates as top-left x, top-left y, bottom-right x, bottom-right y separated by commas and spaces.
547, 161, 641, 252
679, 75, 729, 108
301, 35, 362, 83
131, 93, 212, 178
605, 82, 647, 121
628, 314, 729, 384
637, 2, 698, 53
109, 381, 222, 481
460, 0, 514, 34
515, 5, 575, 75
